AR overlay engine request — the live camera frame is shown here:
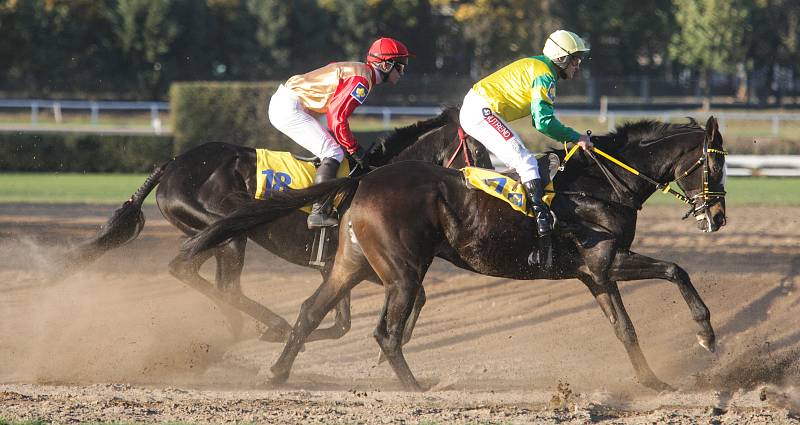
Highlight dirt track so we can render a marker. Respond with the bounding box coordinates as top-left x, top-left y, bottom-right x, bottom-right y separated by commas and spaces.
1, 203, 799, 423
